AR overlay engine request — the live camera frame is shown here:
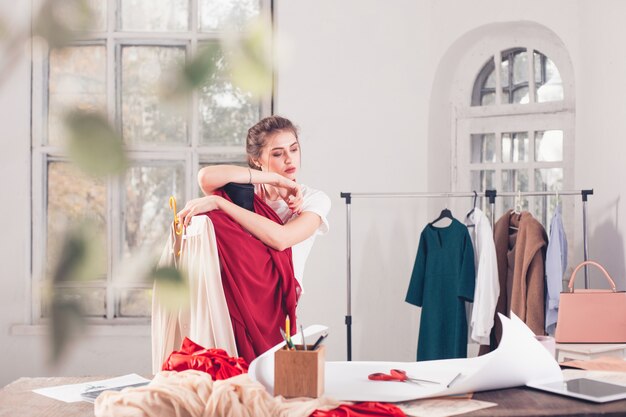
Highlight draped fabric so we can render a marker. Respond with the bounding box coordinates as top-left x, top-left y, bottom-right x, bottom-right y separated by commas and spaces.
152, 217, 237, 374
162, 337, 248, 378
310, 402, 406, 417
205, 190, 300, 363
